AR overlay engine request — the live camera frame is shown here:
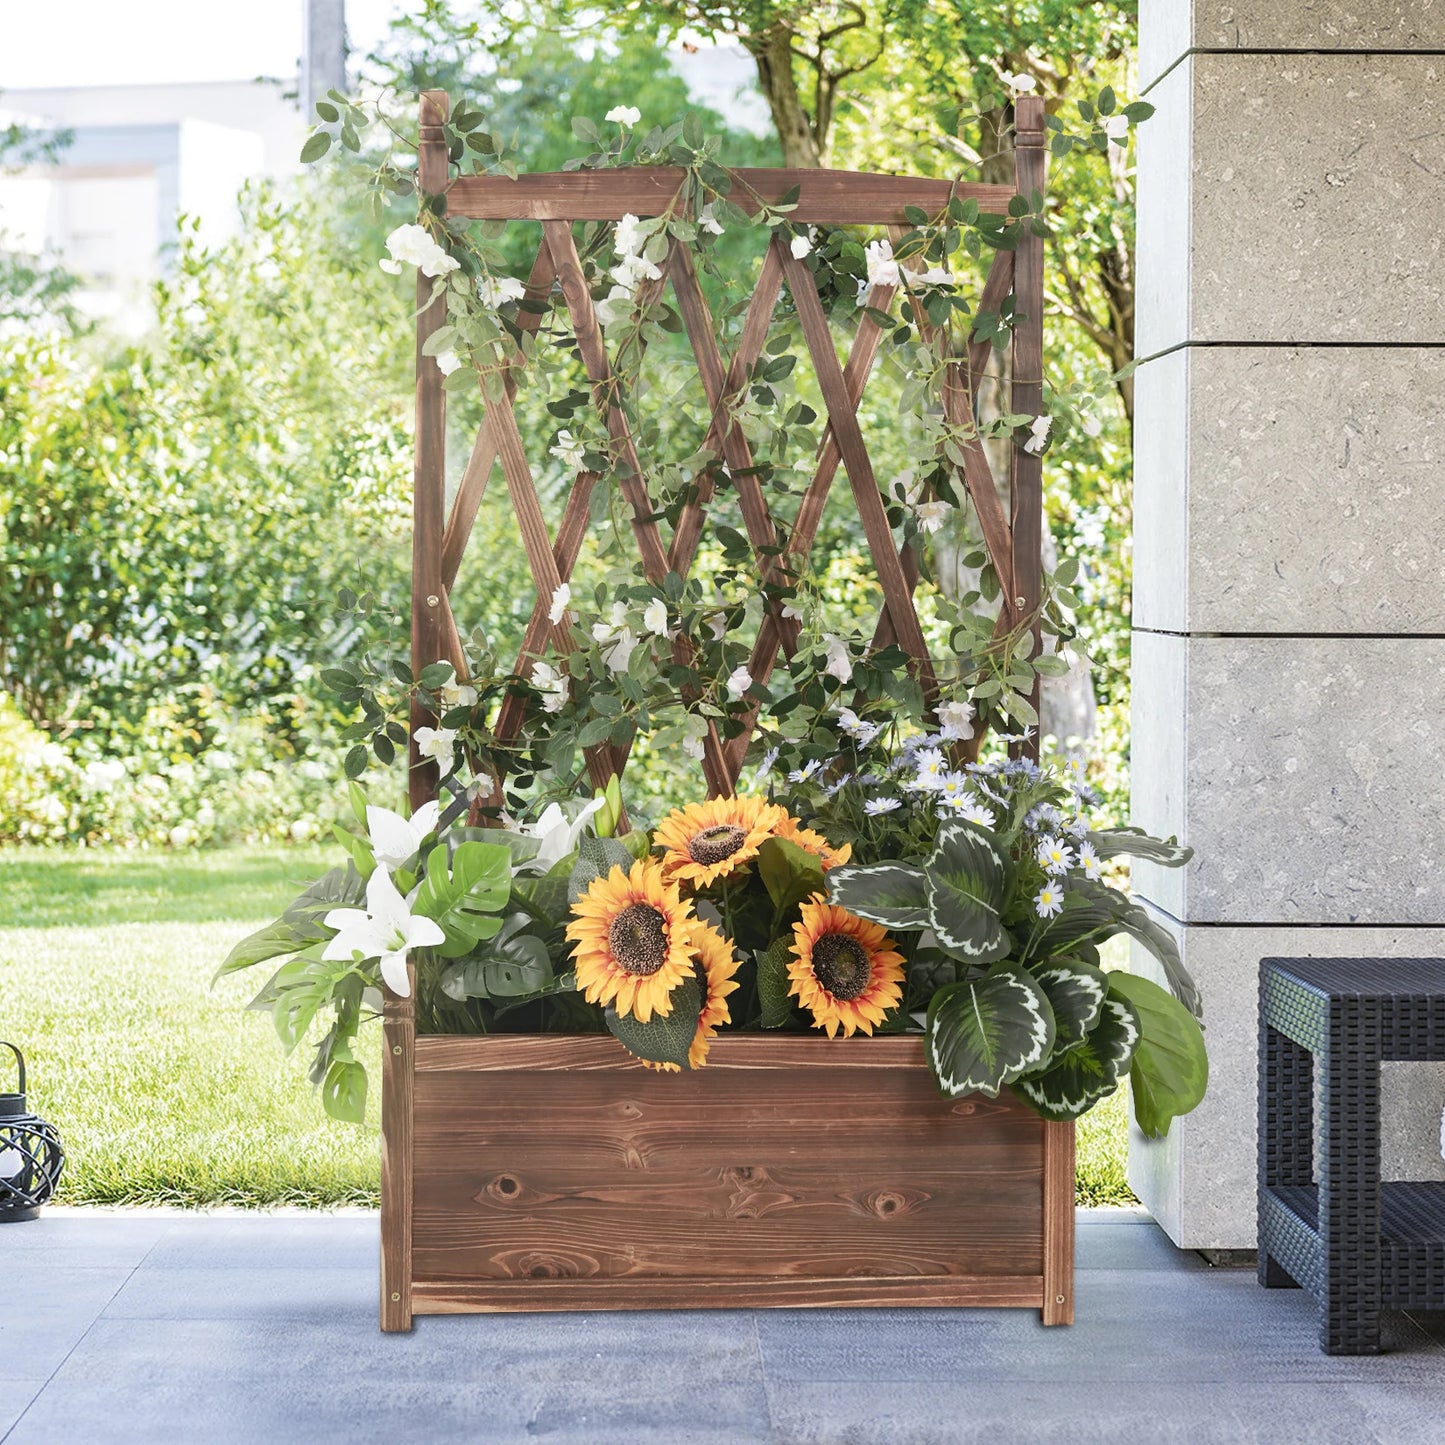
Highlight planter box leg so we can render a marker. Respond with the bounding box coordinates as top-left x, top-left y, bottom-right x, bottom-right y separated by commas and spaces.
1041, 1119, 1075, 1325
381, 987, 415, 1333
